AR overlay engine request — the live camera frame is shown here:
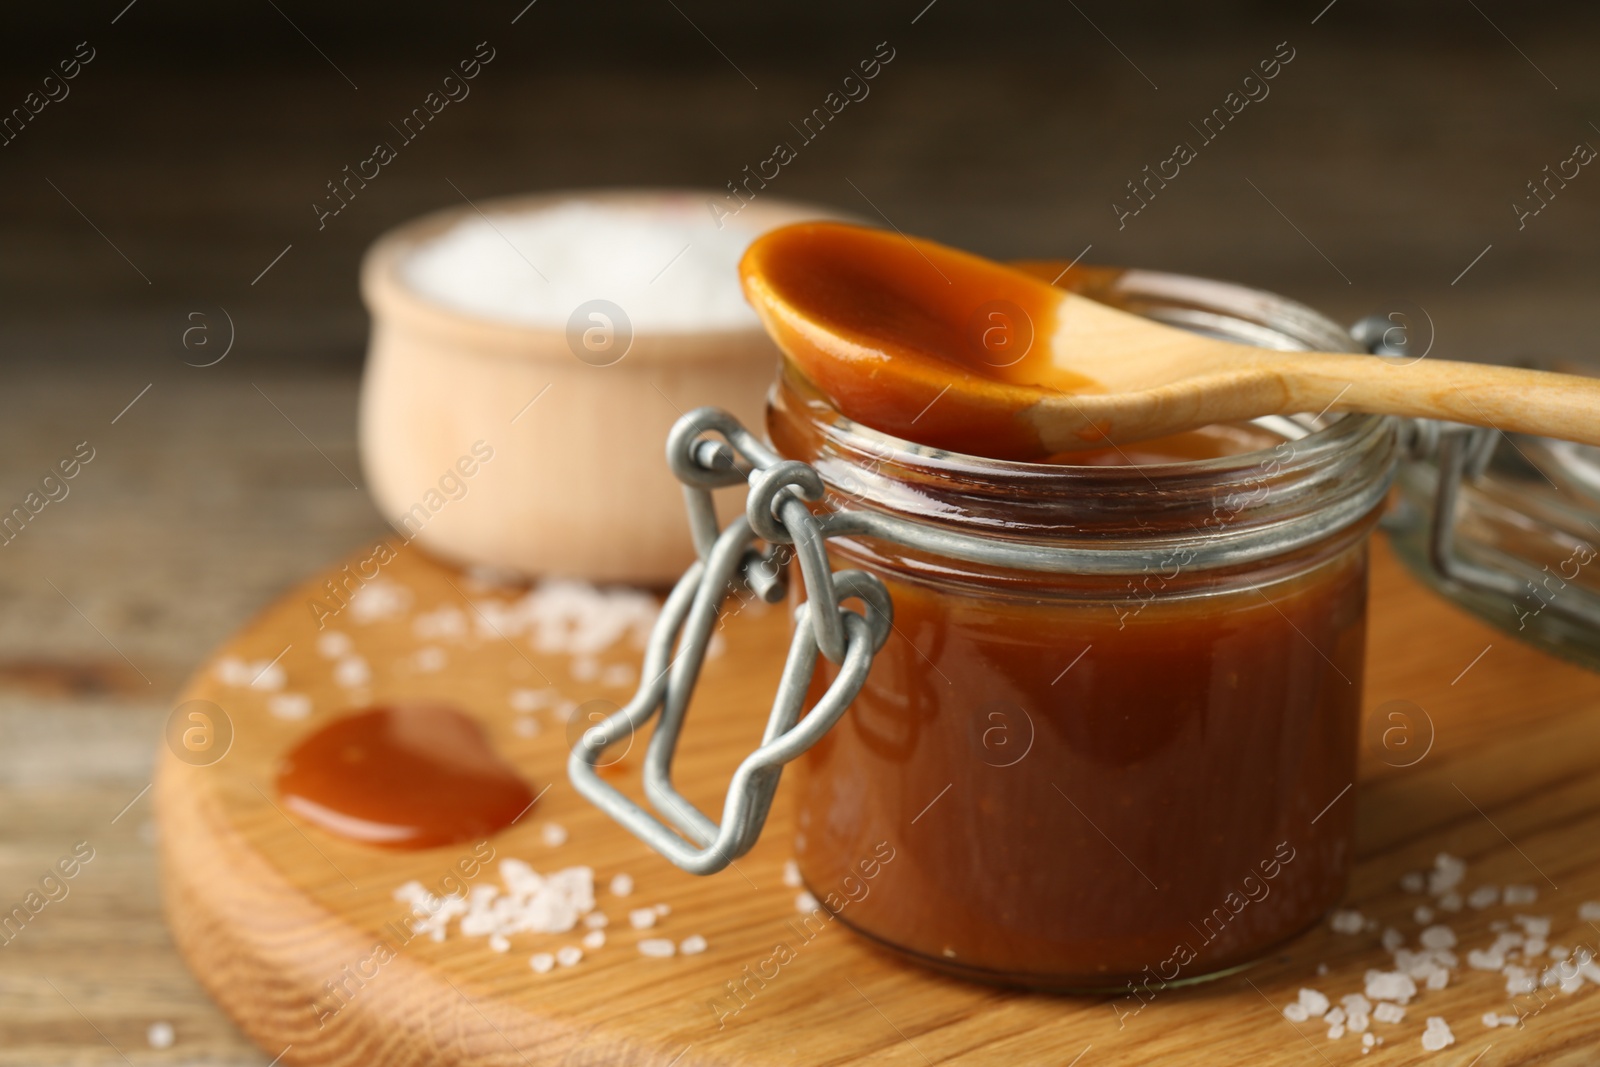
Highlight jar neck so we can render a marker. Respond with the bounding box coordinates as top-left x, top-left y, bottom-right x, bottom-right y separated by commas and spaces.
767, 364, 1398, 576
